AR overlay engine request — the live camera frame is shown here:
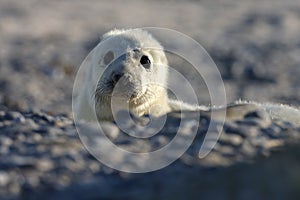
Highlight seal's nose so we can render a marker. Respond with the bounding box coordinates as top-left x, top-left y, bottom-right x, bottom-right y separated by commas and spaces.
111, 72, 124, 85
